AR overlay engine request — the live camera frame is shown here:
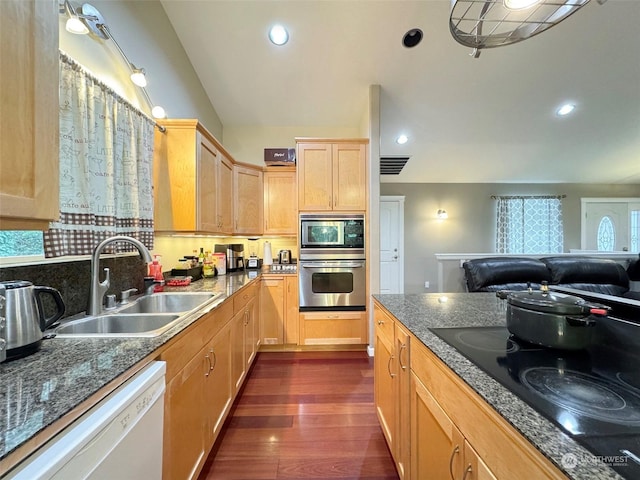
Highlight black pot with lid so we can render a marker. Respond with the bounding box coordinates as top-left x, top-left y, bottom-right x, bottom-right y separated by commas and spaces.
497, 289, 610, 350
